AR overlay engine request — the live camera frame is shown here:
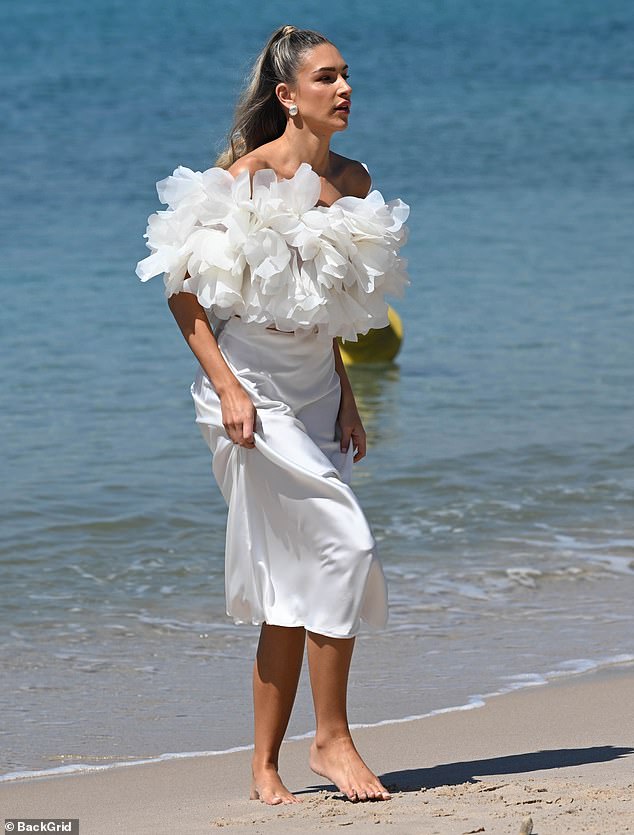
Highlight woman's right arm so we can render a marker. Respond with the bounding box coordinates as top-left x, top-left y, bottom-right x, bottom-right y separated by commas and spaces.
167, 290, 256, 448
